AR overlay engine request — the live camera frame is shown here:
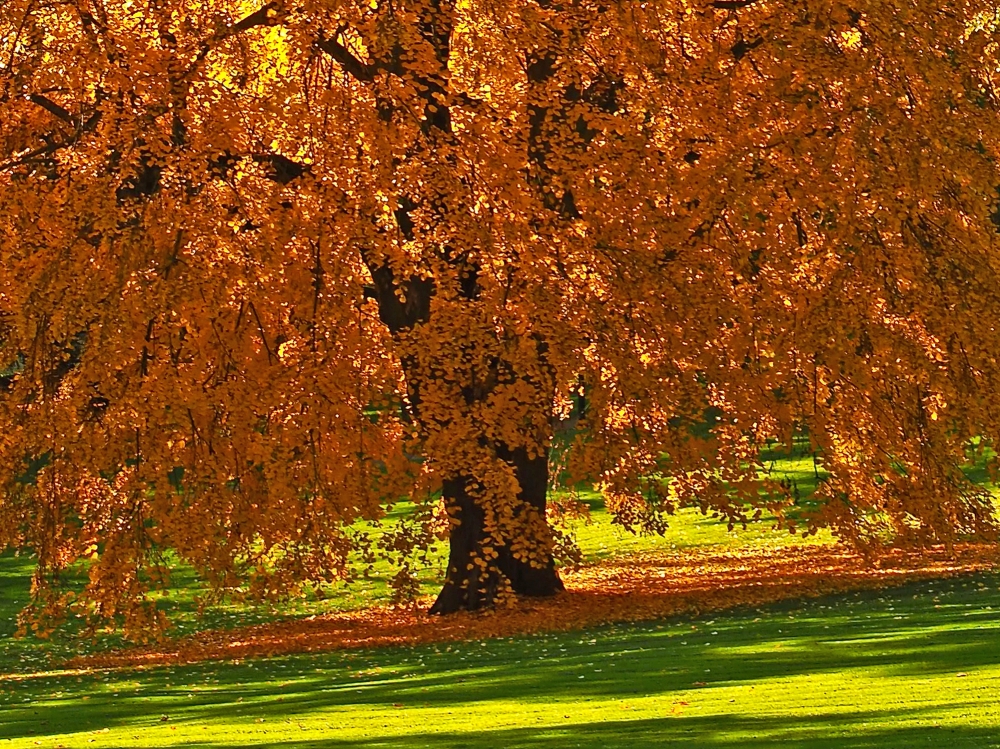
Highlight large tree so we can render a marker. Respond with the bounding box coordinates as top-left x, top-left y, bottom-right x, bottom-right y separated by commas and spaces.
3, 0, 1000, 632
